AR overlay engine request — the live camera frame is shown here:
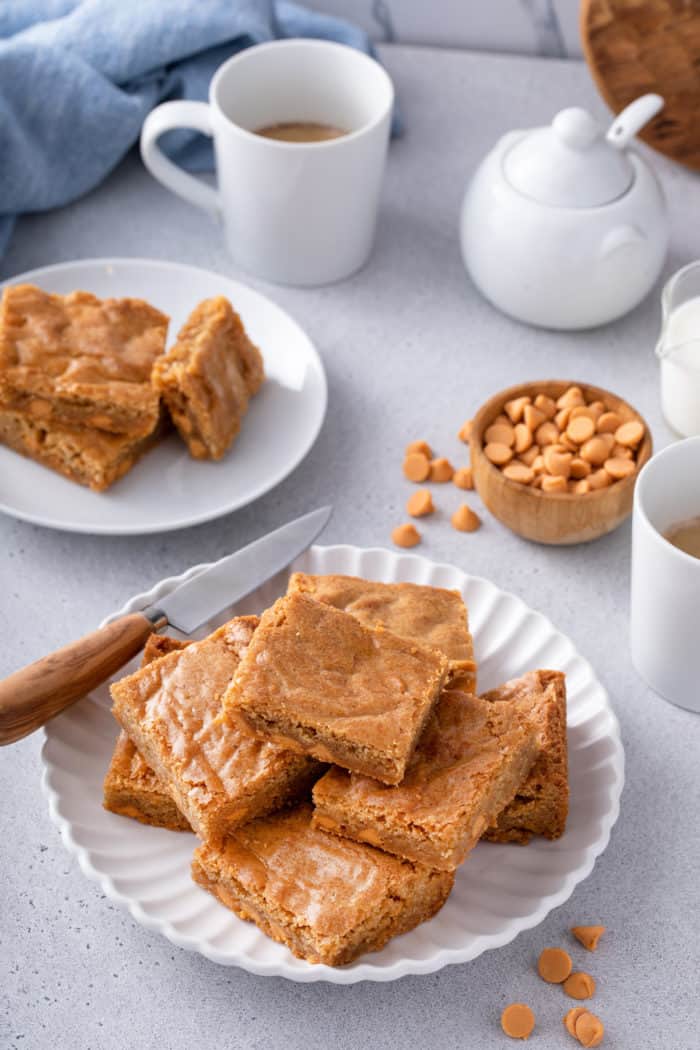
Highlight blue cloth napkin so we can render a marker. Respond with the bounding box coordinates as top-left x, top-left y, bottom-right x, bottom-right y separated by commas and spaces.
0, 0, 397, 257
